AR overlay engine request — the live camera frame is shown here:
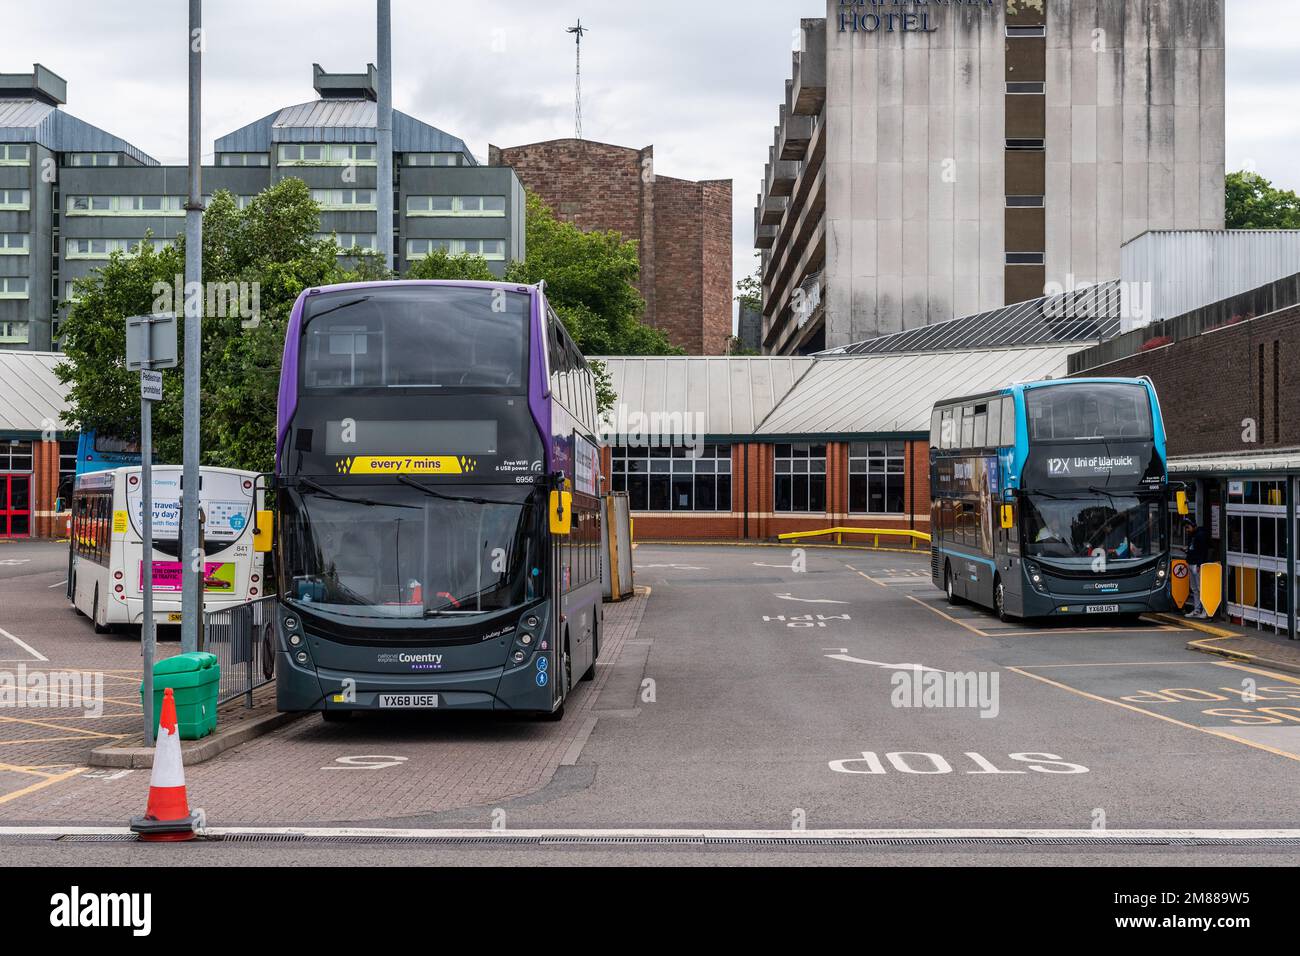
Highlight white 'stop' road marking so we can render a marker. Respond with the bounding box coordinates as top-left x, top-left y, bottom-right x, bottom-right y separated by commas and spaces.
0, 626, 47, 662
